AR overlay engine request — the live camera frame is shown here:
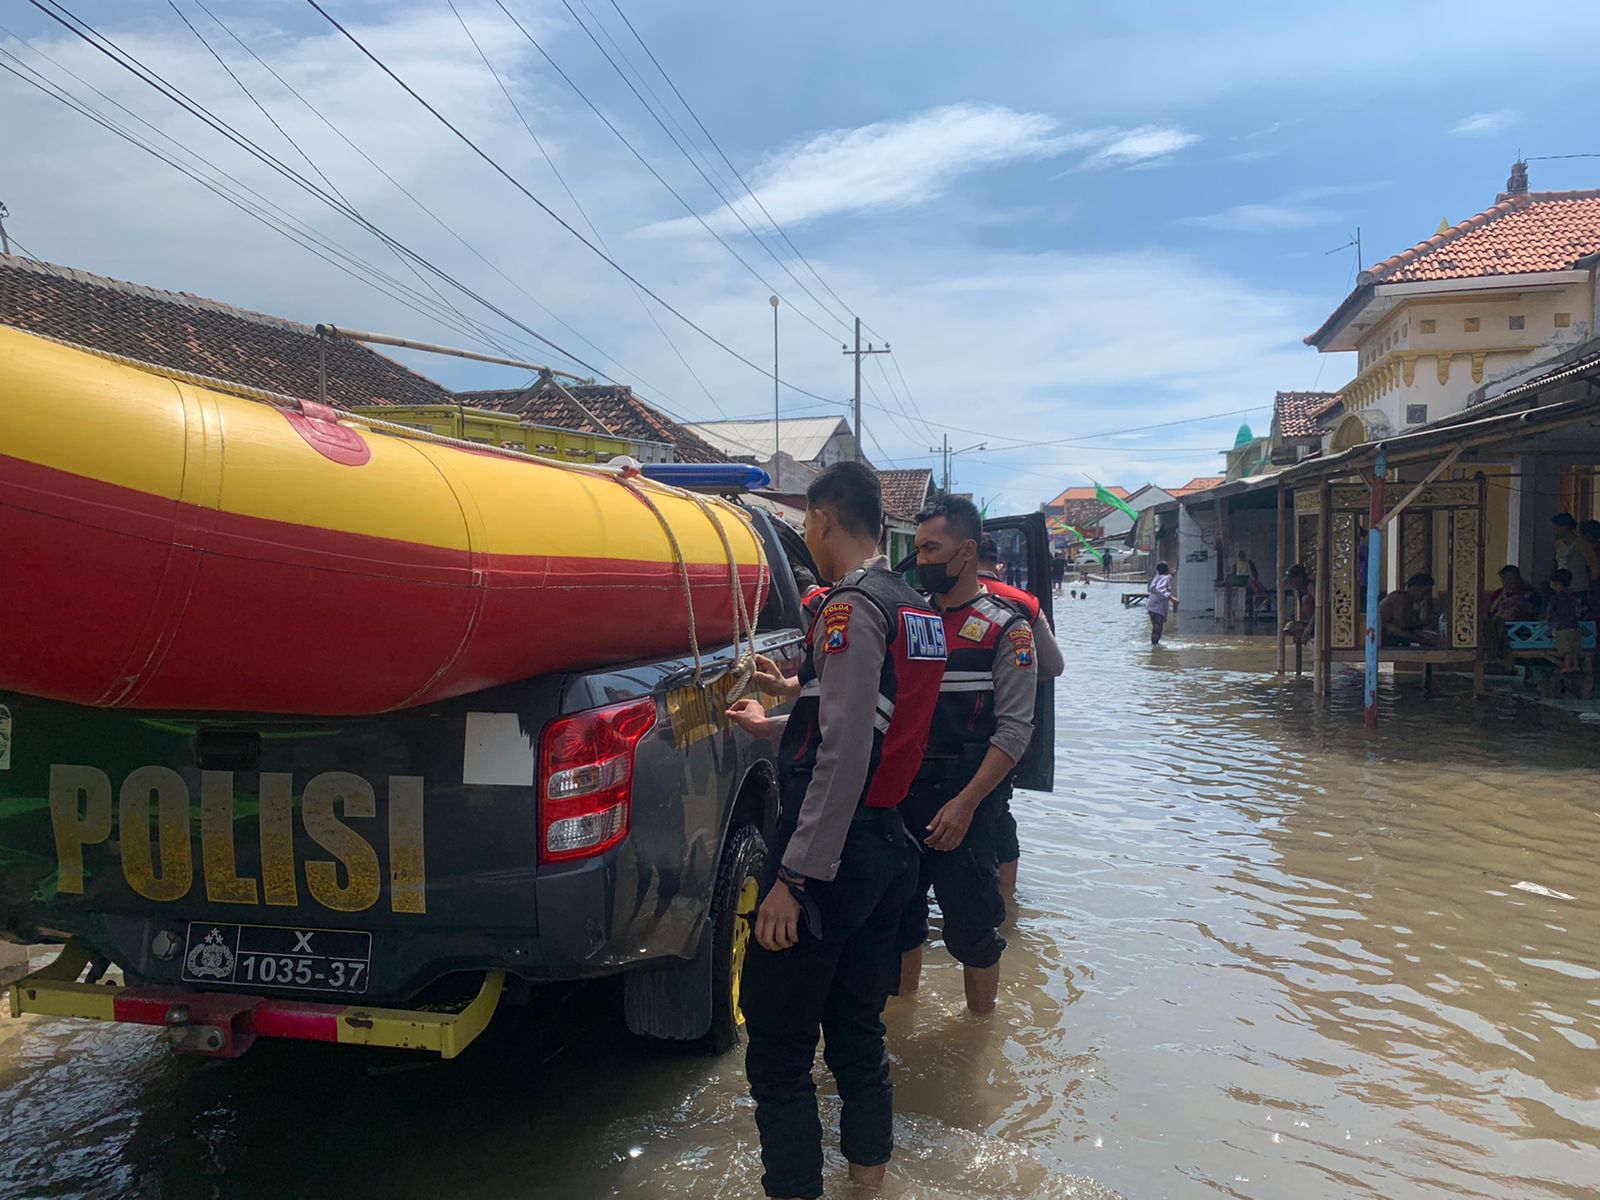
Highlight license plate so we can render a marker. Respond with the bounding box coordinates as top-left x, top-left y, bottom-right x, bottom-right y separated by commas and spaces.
180, 922, 371, 994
